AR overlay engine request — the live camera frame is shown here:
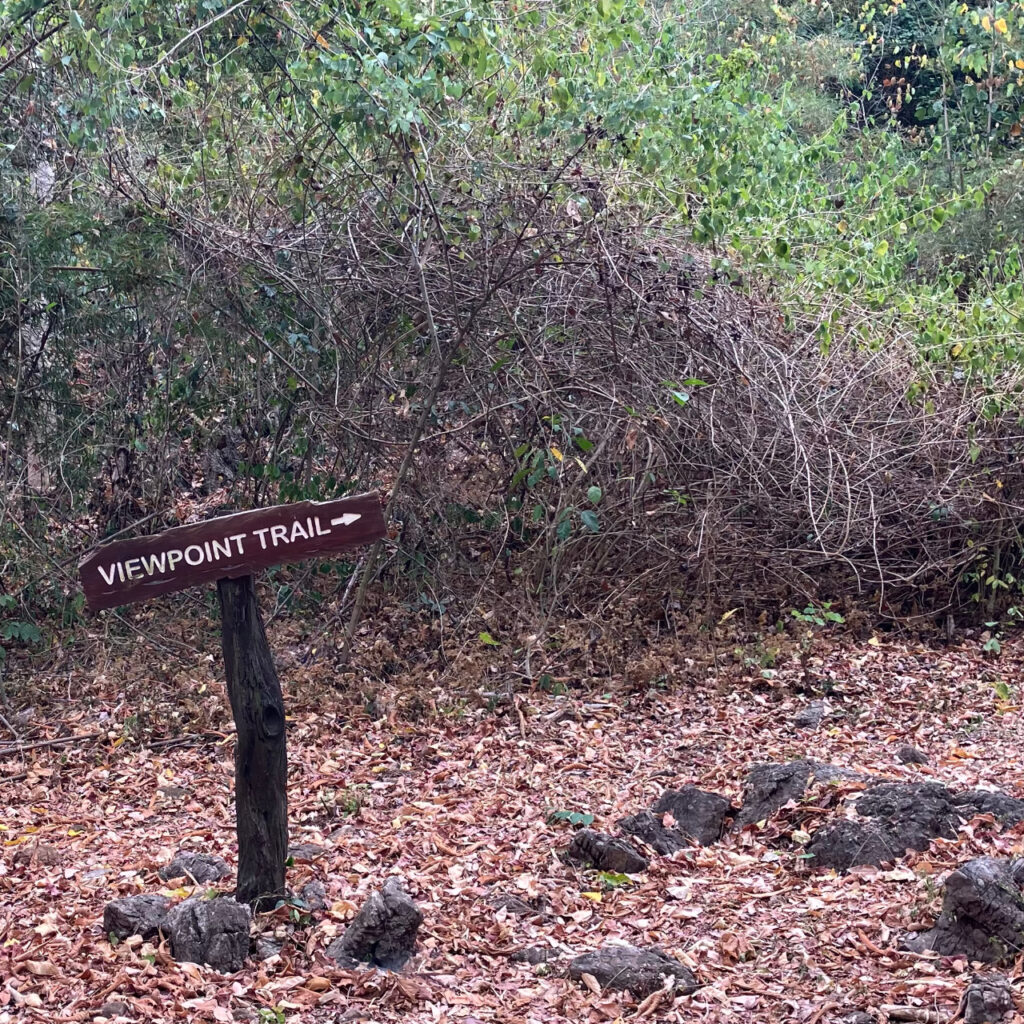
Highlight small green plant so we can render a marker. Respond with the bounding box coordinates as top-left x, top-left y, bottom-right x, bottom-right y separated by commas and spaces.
596, 870, 633, 889
547, 809, 595, 828
790, 602, 845, 627
257, 1009, 285, 1024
